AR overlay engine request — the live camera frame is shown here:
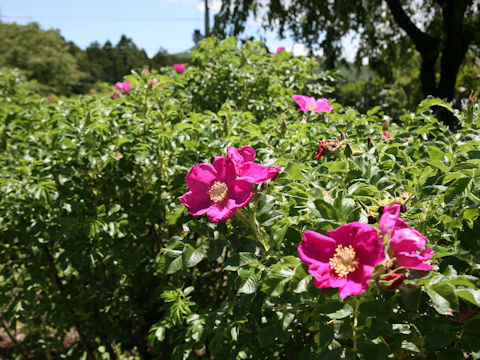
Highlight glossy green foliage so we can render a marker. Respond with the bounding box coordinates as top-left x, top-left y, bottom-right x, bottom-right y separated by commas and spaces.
0, 38, 479, 359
